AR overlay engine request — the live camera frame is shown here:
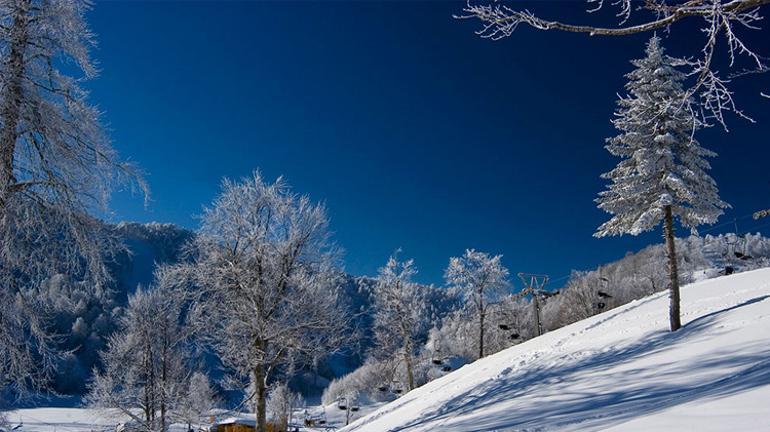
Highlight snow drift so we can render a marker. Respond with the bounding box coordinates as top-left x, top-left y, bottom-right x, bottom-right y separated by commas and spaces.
342, 268, 770, 431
